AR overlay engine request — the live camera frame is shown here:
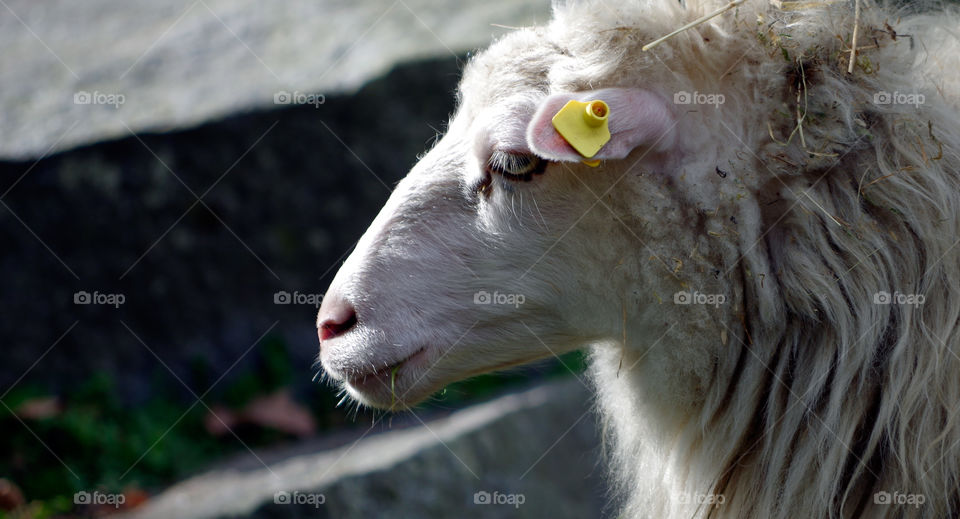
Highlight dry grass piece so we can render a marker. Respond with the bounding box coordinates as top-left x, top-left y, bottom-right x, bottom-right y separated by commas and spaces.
643, 0, 747, 51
